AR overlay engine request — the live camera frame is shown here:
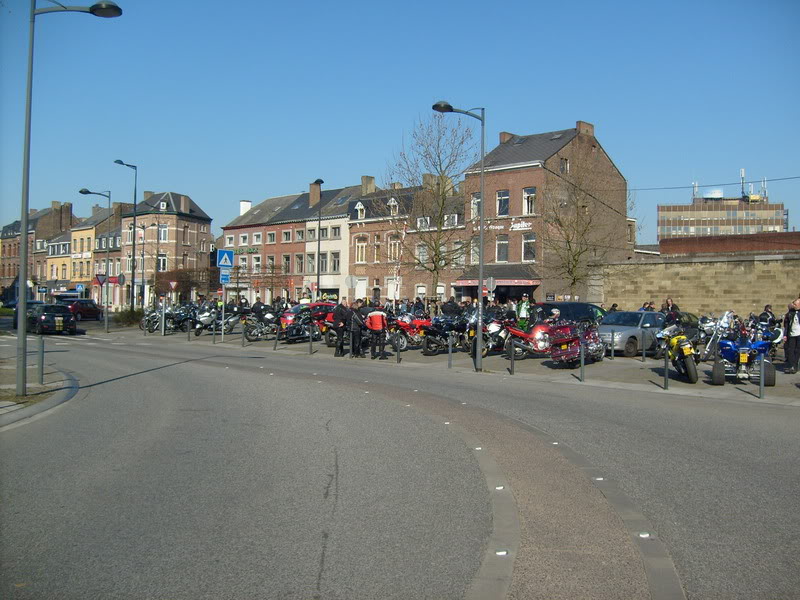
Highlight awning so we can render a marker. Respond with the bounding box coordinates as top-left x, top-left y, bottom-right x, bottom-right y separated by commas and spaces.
454, 264, 542, 287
